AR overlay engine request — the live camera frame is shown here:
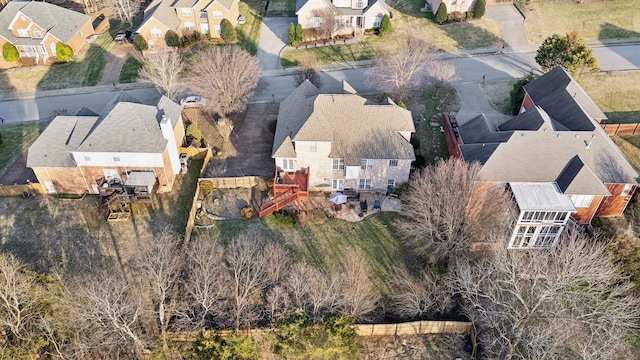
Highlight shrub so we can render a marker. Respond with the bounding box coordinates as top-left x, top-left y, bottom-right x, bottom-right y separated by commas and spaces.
452, 11, 465, 21
397, 101, 407, 109
55, 42, 74, 61
221, 19, 236, 42
199, 180, 215, 197
2, 43, 19, 62
446, 13, 454, 22
165, 30, 181, 47
508, 71, 536, 115
435, 2, 448, 24
413, 155, 426, 169
410, 136, 421, 149
133, 34, 148, 51
191, 30, 201, 41
181, 35, 191, 47
184, 332, 258, 360
295, 24, 303, 43
379, 14, 391, 36
466, 11, 474, 19
287, 23, 295, 45
474, 0, 486, 19
186, 123, 204, 142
